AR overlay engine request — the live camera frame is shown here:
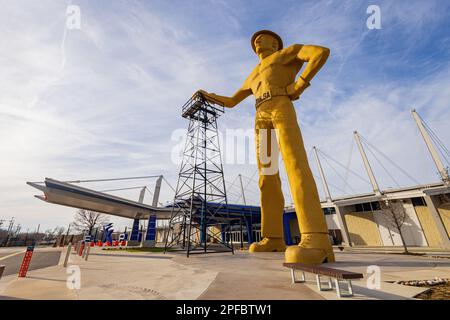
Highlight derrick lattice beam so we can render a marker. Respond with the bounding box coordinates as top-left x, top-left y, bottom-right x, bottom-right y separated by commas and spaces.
164, 93, 234, 256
